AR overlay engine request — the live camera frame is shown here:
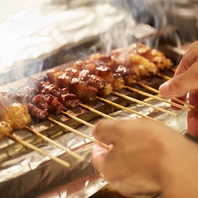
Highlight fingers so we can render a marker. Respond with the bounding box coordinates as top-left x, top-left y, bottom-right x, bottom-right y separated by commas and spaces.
92, 119, 121, 145
175, 41, 198, 76
187, 90, 198, 136
159, 62, 198, 98
91, 144, 108, 172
